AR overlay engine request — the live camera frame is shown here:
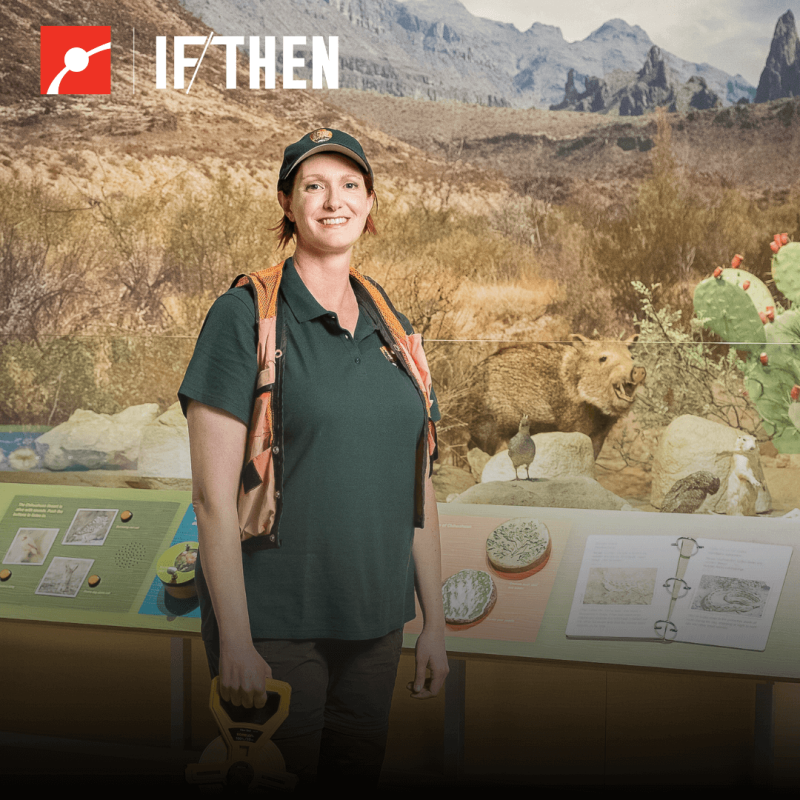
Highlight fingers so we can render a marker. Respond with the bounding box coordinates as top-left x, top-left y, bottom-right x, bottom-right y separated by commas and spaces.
428, 662, 448, 696
219, 648, 272, 708
407, 662, 449, 699
221, 679, 269, 708
413, 658, 427, 695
